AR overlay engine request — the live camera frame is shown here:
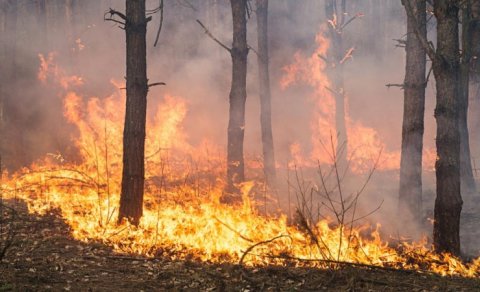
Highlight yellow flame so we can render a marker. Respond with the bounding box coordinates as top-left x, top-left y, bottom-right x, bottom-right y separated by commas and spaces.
2, 49, 478, 278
